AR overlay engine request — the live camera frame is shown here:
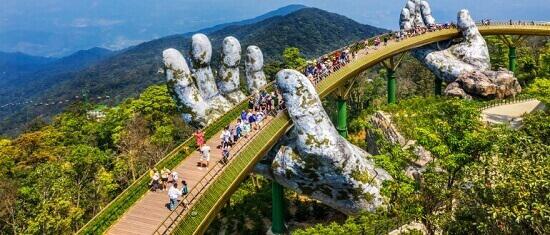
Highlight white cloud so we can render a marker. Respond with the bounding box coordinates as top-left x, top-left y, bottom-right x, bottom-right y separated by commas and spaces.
104, 36, 144, 50
70, 18, 124, 28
